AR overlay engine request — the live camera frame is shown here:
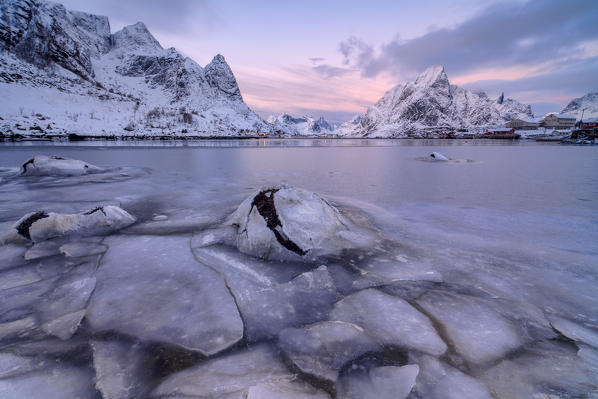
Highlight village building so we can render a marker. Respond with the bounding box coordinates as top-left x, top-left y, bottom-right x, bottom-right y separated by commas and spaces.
505, 117, 542, 130
540, 113, 576, 129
